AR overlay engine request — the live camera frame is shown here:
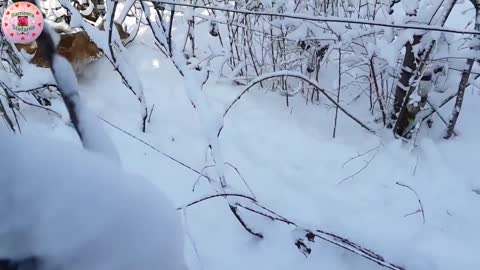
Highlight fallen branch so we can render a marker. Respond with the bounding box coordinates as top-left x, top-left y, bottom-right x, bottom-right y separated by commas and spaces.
181, 193, 406, 270
142, 1, 263, 238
